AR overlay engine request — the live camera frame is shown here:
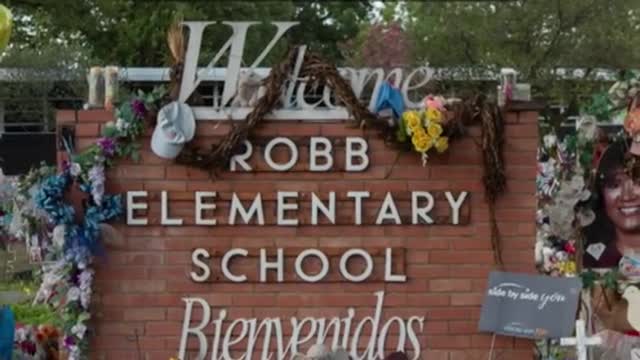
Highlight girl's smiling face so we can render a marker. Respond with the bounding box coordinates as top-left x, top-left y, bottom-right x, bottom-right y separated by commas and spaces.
603, 169, 640, 232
